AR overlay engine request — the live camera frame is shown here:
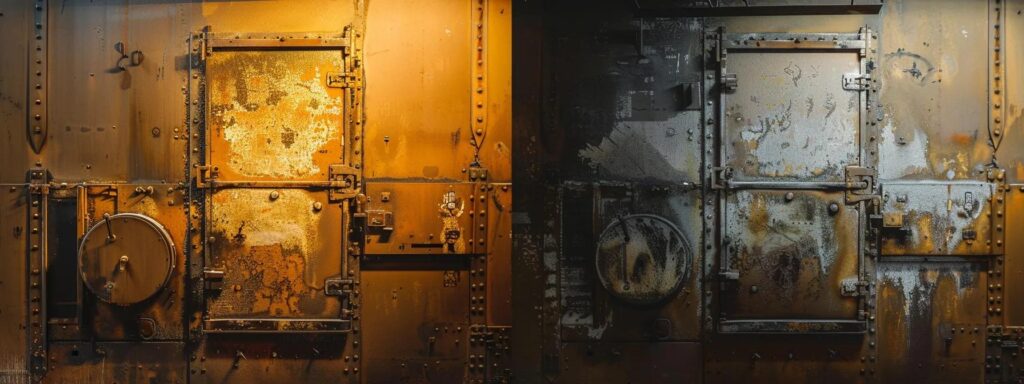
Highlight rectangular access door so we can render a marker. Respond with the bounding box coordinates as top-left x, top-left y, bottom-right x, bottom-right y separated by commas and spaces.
713, 29, 876, 333
197, 33, 359, 333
